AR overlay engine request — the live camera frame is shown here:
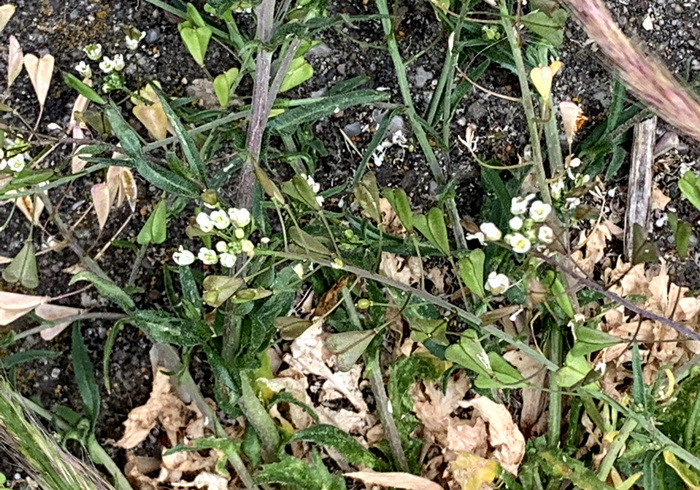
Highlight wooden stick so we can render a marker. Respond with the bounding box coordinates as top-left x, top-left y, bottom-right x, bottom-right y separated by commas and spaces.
624, 116, 657, 260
